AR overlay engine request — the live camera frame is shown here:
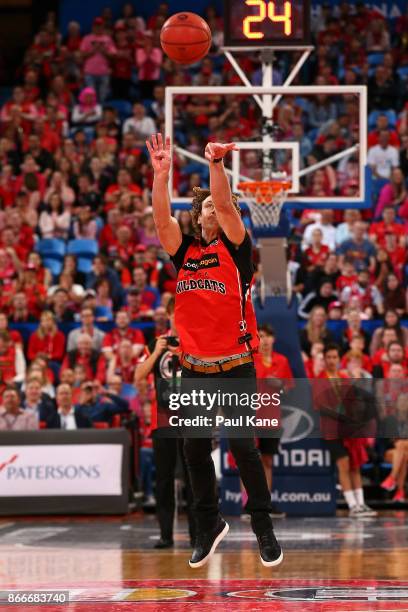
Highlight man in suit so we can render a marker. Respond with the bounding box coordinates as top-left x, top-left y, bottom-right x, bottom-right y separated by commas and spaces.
21, 377, 56, 424
46, 384, 92, 429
